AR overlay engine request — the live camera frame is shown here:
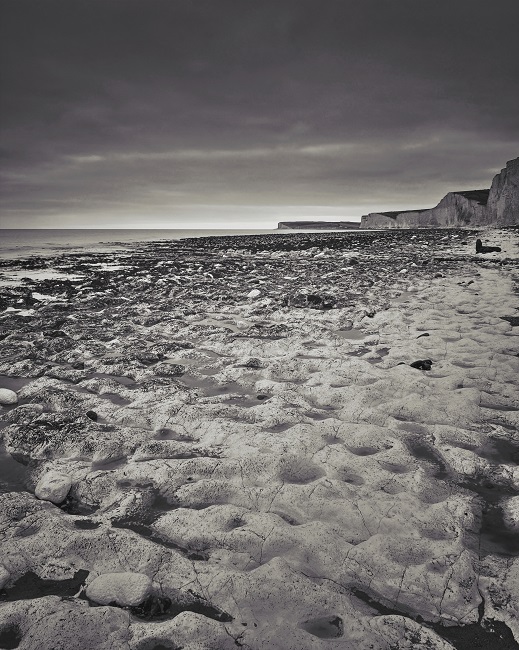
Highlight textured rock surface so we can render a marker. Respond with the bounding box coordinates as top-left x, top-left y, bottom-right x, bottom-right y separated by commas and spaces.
1, 228, 518, 649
